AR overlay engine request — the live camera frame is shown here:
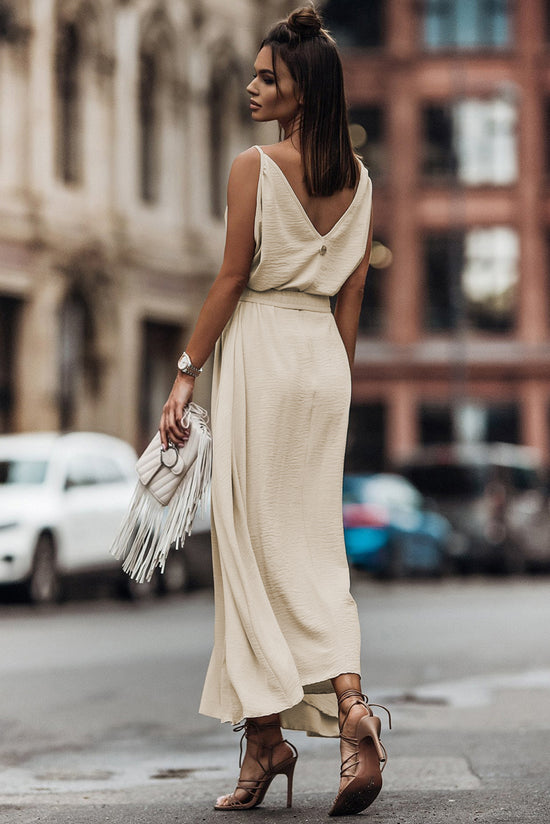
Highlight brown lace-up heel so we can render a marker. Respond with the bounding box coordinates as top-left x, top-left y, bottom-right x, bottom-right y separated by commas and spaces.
214, 719, 298, 811
329, 689, 391, 817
